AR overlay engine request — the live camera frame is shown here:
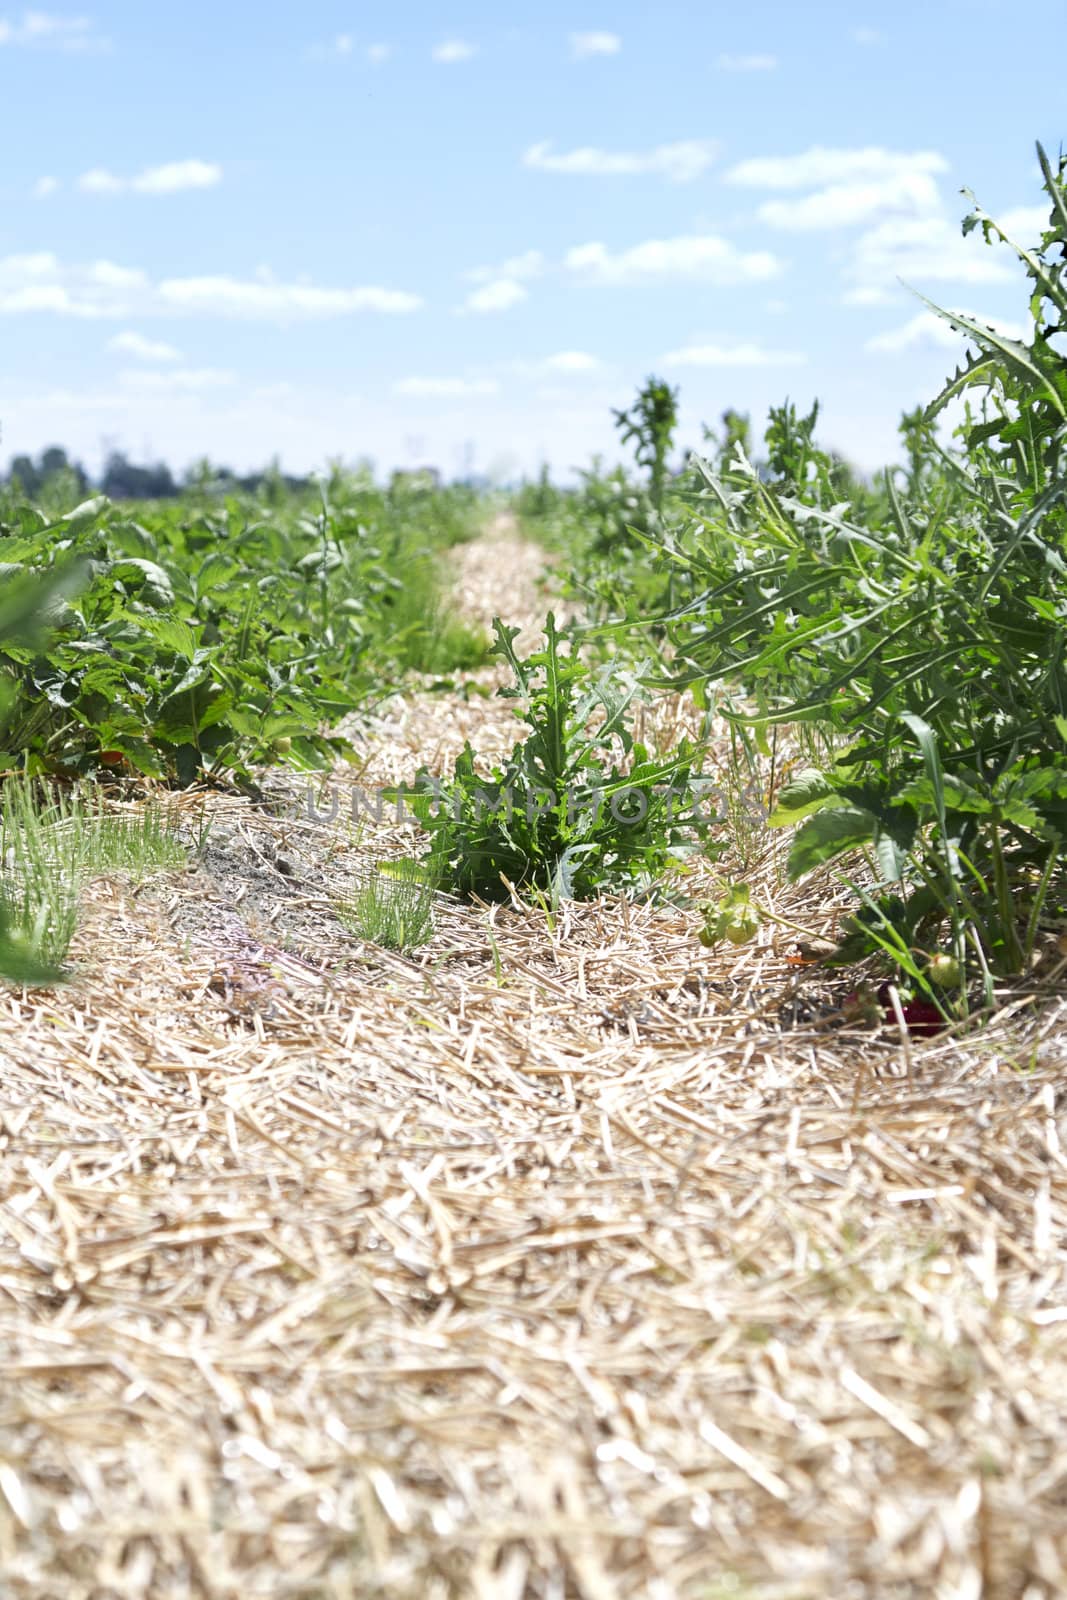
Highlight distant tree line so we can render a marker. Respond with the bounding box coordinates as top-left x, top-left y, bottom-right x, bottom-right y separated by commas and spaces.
2, 445, 321, 502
